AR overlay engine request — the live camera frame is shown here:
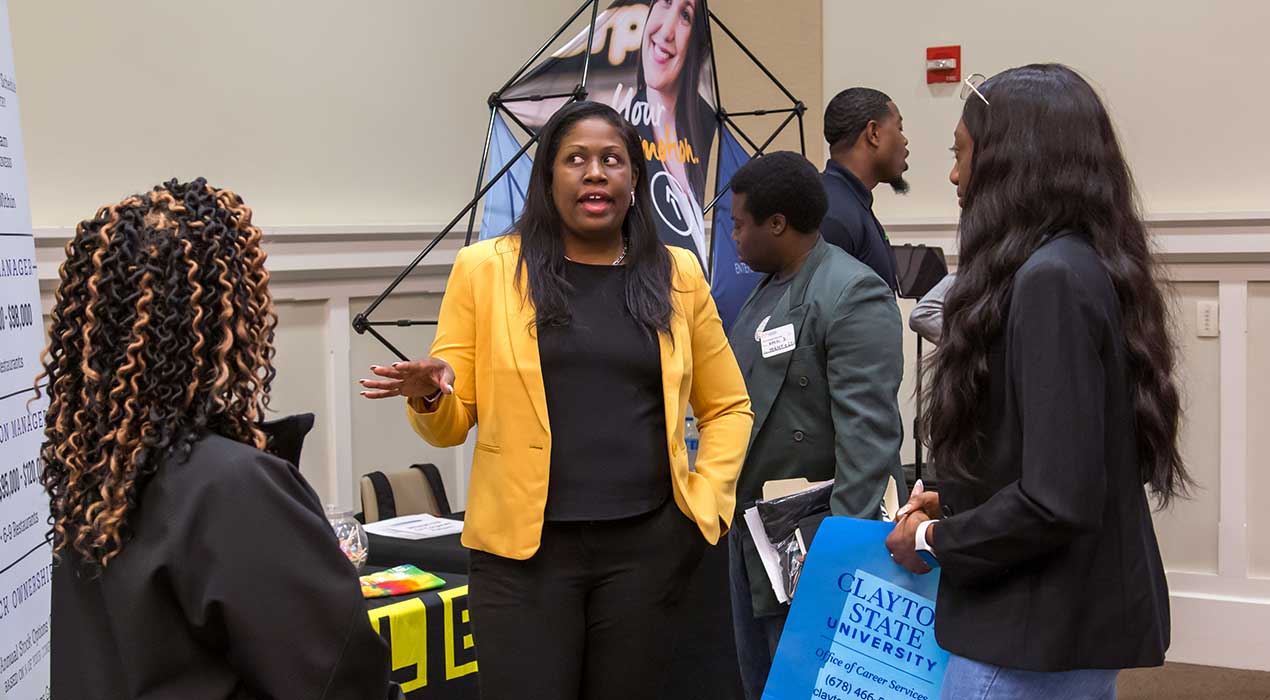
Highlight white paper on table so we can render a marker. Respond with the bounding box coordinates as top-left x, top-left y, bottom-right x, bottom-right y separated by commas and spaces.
744, 506, 789, 604
363, 513, 464, 540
